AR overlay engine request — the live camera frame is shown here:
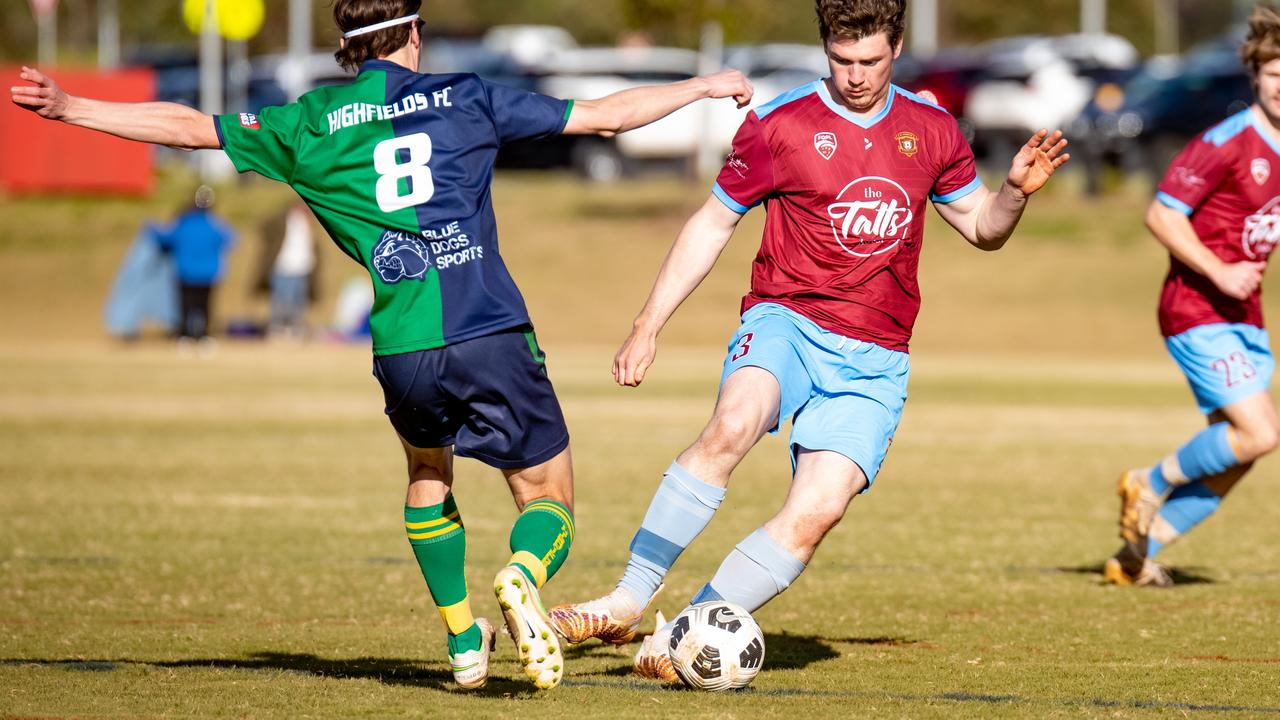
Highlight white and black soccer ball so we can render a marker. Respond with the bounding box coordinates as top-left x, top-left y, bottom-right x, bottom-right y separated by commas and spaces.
667, 600, 765, 691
